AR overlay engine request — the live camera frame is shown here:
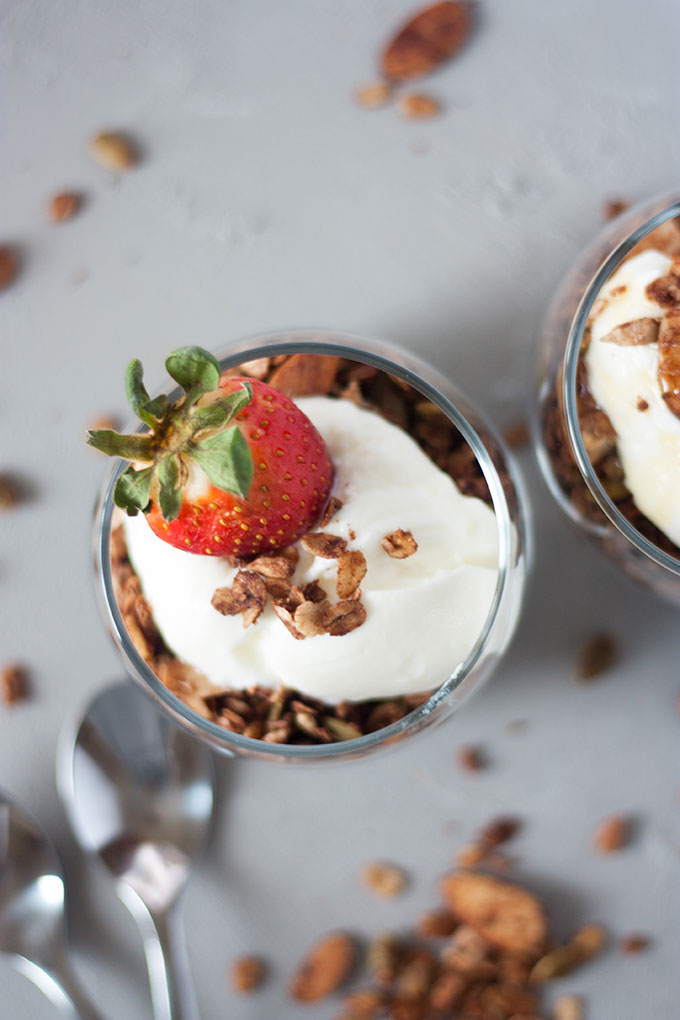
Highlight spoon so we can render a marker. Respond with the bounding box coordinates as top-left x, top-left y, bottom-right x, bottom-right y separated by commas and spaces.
58, 681, 215, 1020
0, 790, 105, 1018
